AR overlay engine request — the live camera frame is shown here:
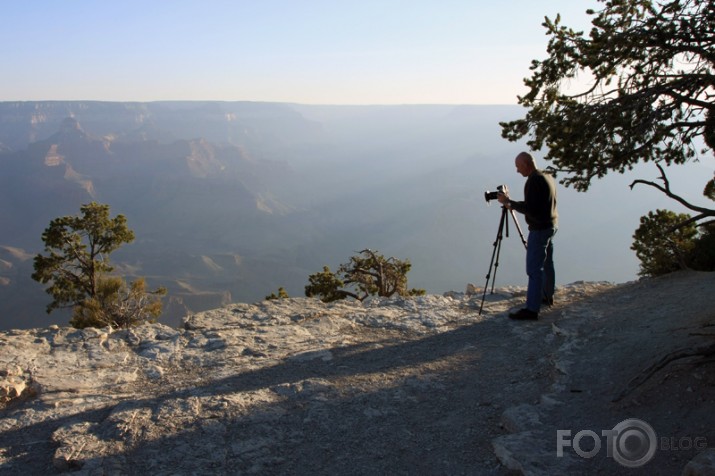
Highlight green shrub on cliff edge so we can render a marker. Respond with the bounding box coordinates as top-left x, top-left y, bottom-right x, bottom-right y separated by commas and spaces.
305, 249, 425, 302
265, 287, 290, 300
631, 210, 698, 277
70, 276, 165, 329
32, 202, 166, 328
632, 210, 715, 277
